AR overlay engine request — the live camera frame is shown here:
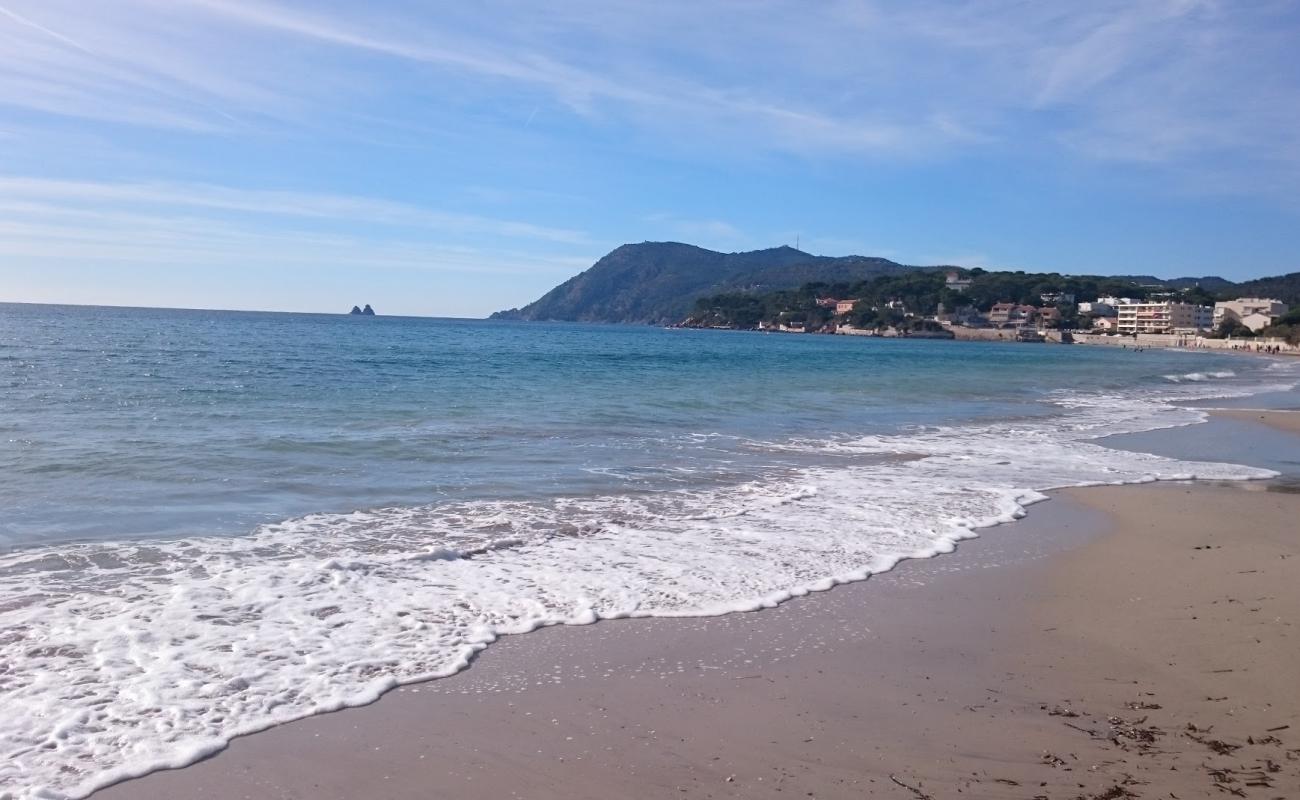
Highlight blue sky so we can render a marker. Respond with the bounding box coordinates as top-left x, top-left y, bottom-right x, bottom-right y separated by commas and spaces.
2, 0, 1298, 317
